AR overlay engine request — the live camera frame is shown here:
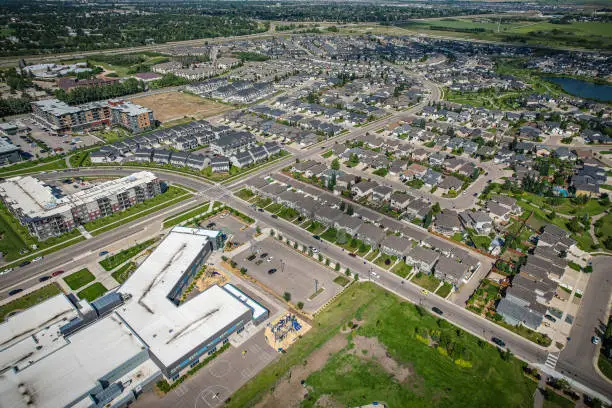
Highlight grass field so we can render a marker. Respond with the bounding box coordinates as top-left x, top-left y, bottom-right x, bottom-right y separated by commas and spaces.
392, 18, 612, 50
0, 284, 62, 321
391, 261, 413, 278
598, 354, 612, 381
63, 268, 95, 290
131, 91, 232, 123
77, 282, 108, 302
227, 283, 537, 408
